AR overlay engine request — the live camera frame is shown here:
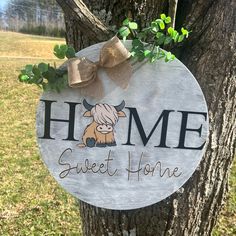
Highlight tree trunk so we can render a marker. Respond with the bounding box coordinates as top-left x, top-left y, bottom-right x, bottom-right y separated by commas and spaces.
56, 0, 236, 235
